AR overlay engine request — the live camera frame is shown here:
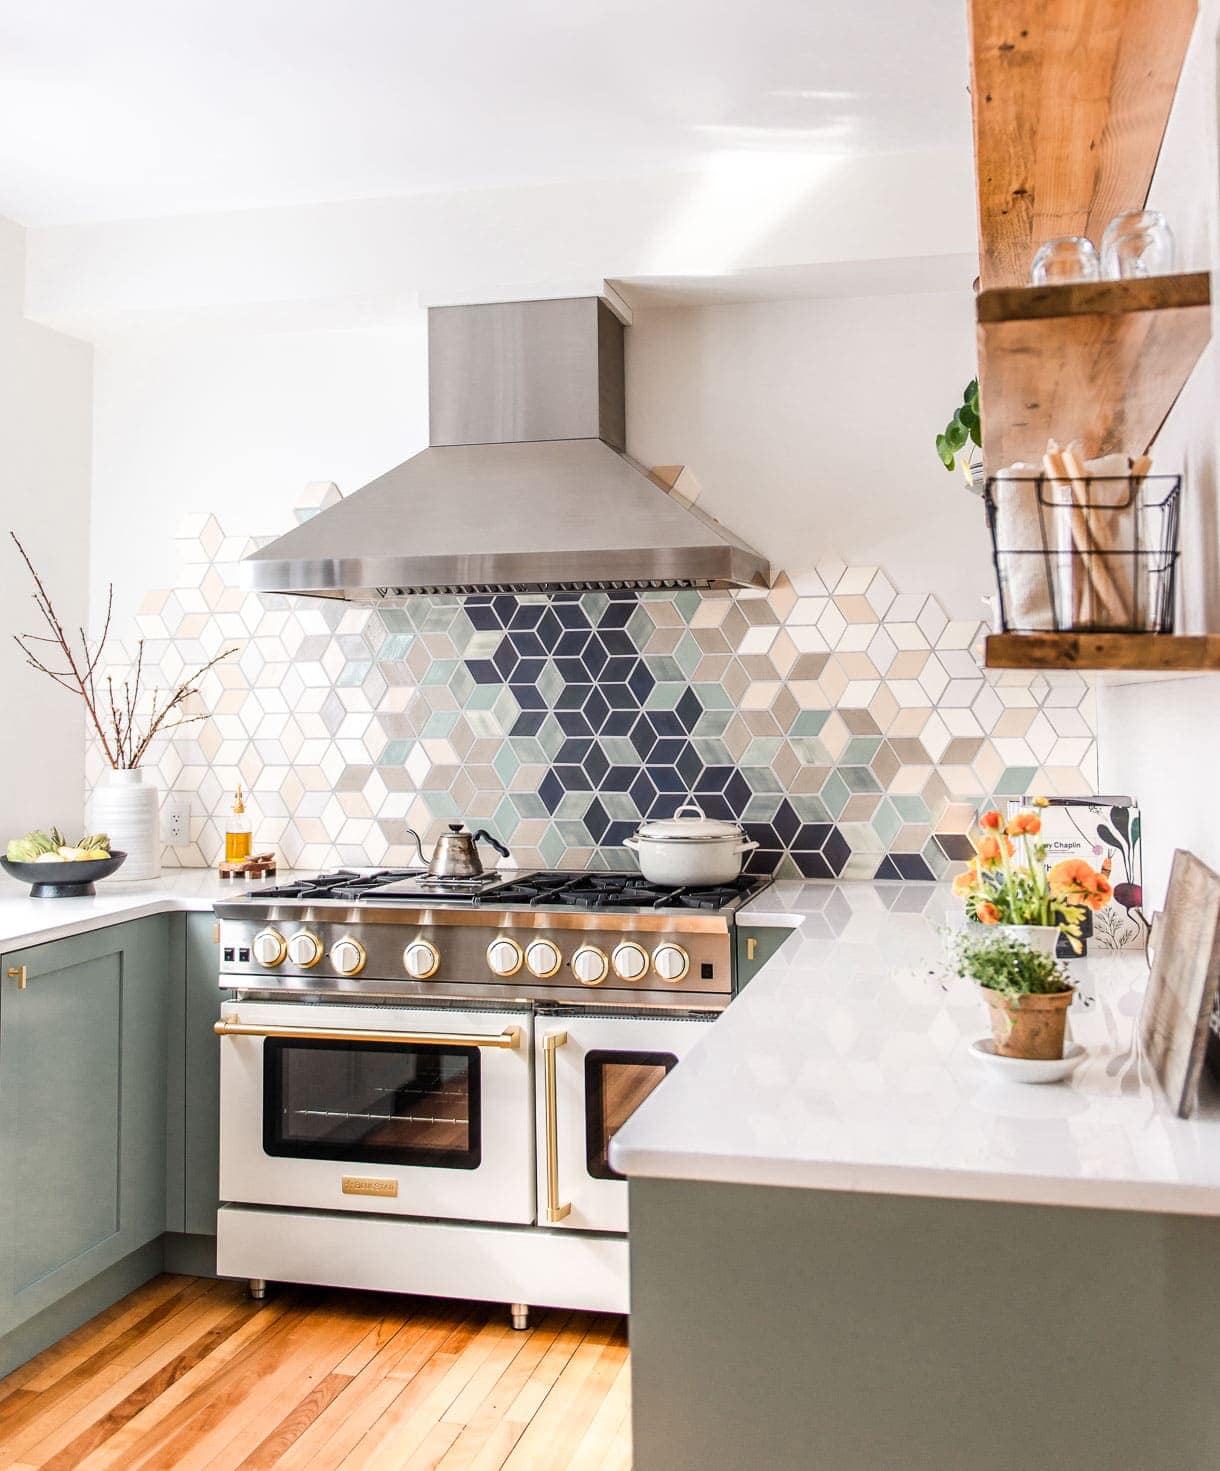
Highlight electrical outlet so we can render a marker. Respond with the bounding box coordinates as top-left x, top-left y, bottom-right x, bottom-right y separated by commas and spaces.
163, 794, 191, 845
